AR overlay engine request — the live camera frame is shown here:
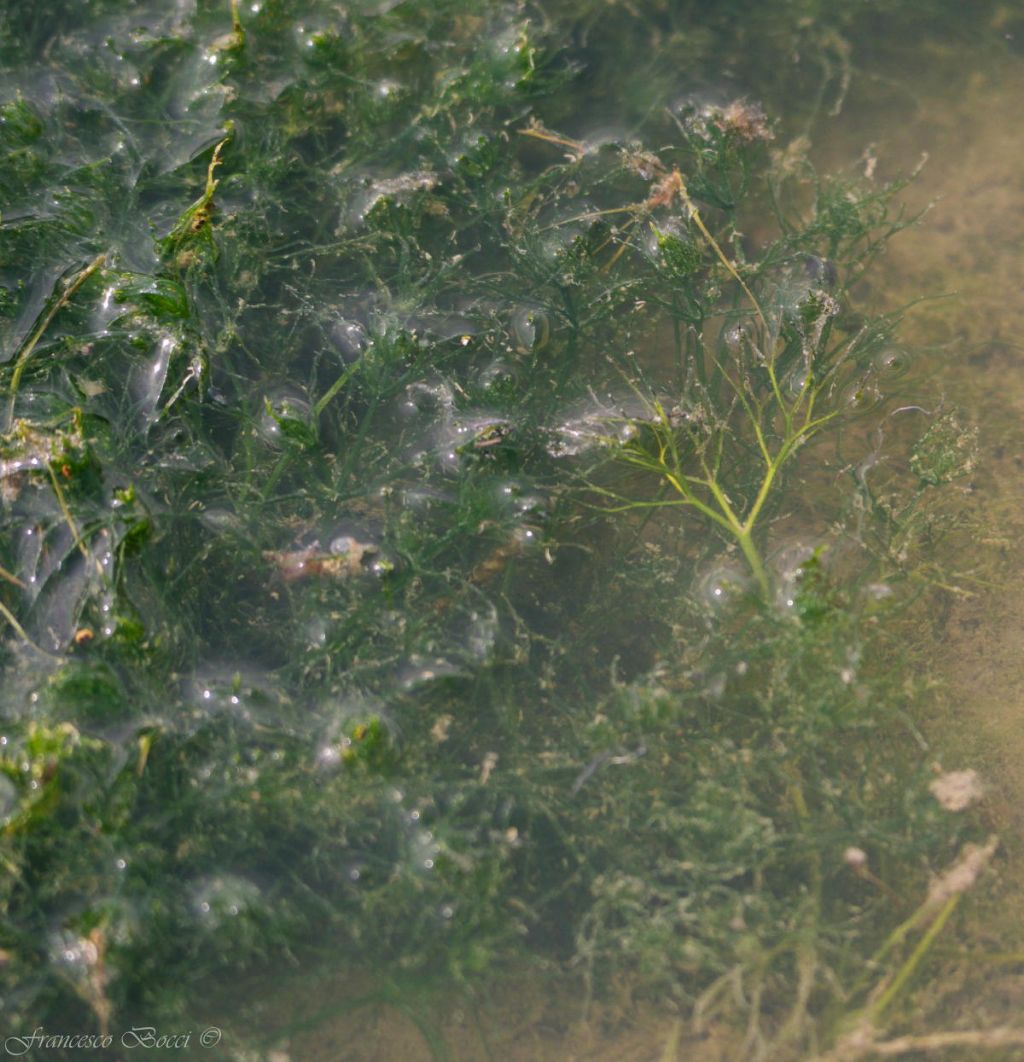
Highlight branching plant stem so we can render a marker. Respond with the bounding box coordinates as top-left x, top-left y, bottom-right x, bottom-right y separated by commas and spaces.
589, 170, 845, 597
597, 377, 834, 598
